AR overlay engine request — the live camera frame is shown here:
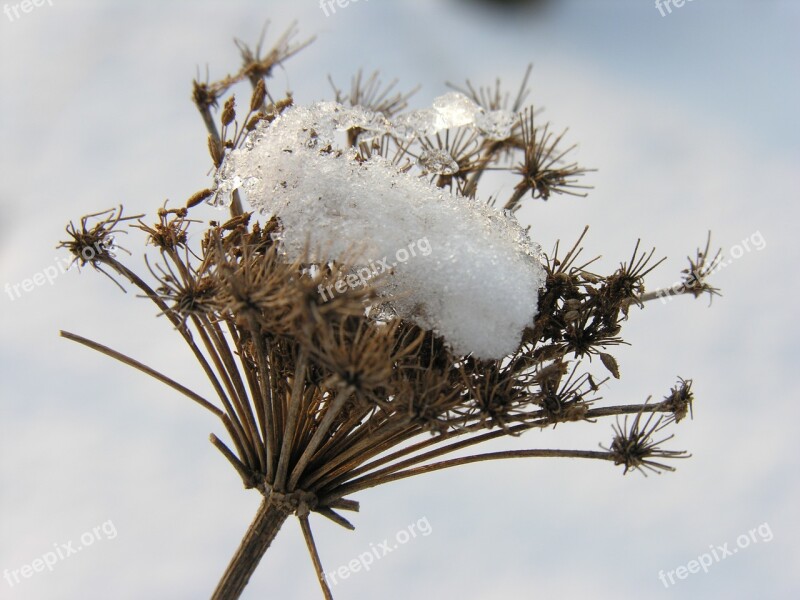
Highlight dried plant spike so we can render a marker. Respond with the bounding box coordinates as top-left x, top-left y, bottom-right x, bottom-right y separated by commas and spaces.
662, 378, 694, 423
605, 406, 690, 476
222, 97, 236, 127
599, 352, 620, 379
250, 79, 267, 112
504, 107, 594, 210
187, 188, 215, 208
637, 232, 722, 305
